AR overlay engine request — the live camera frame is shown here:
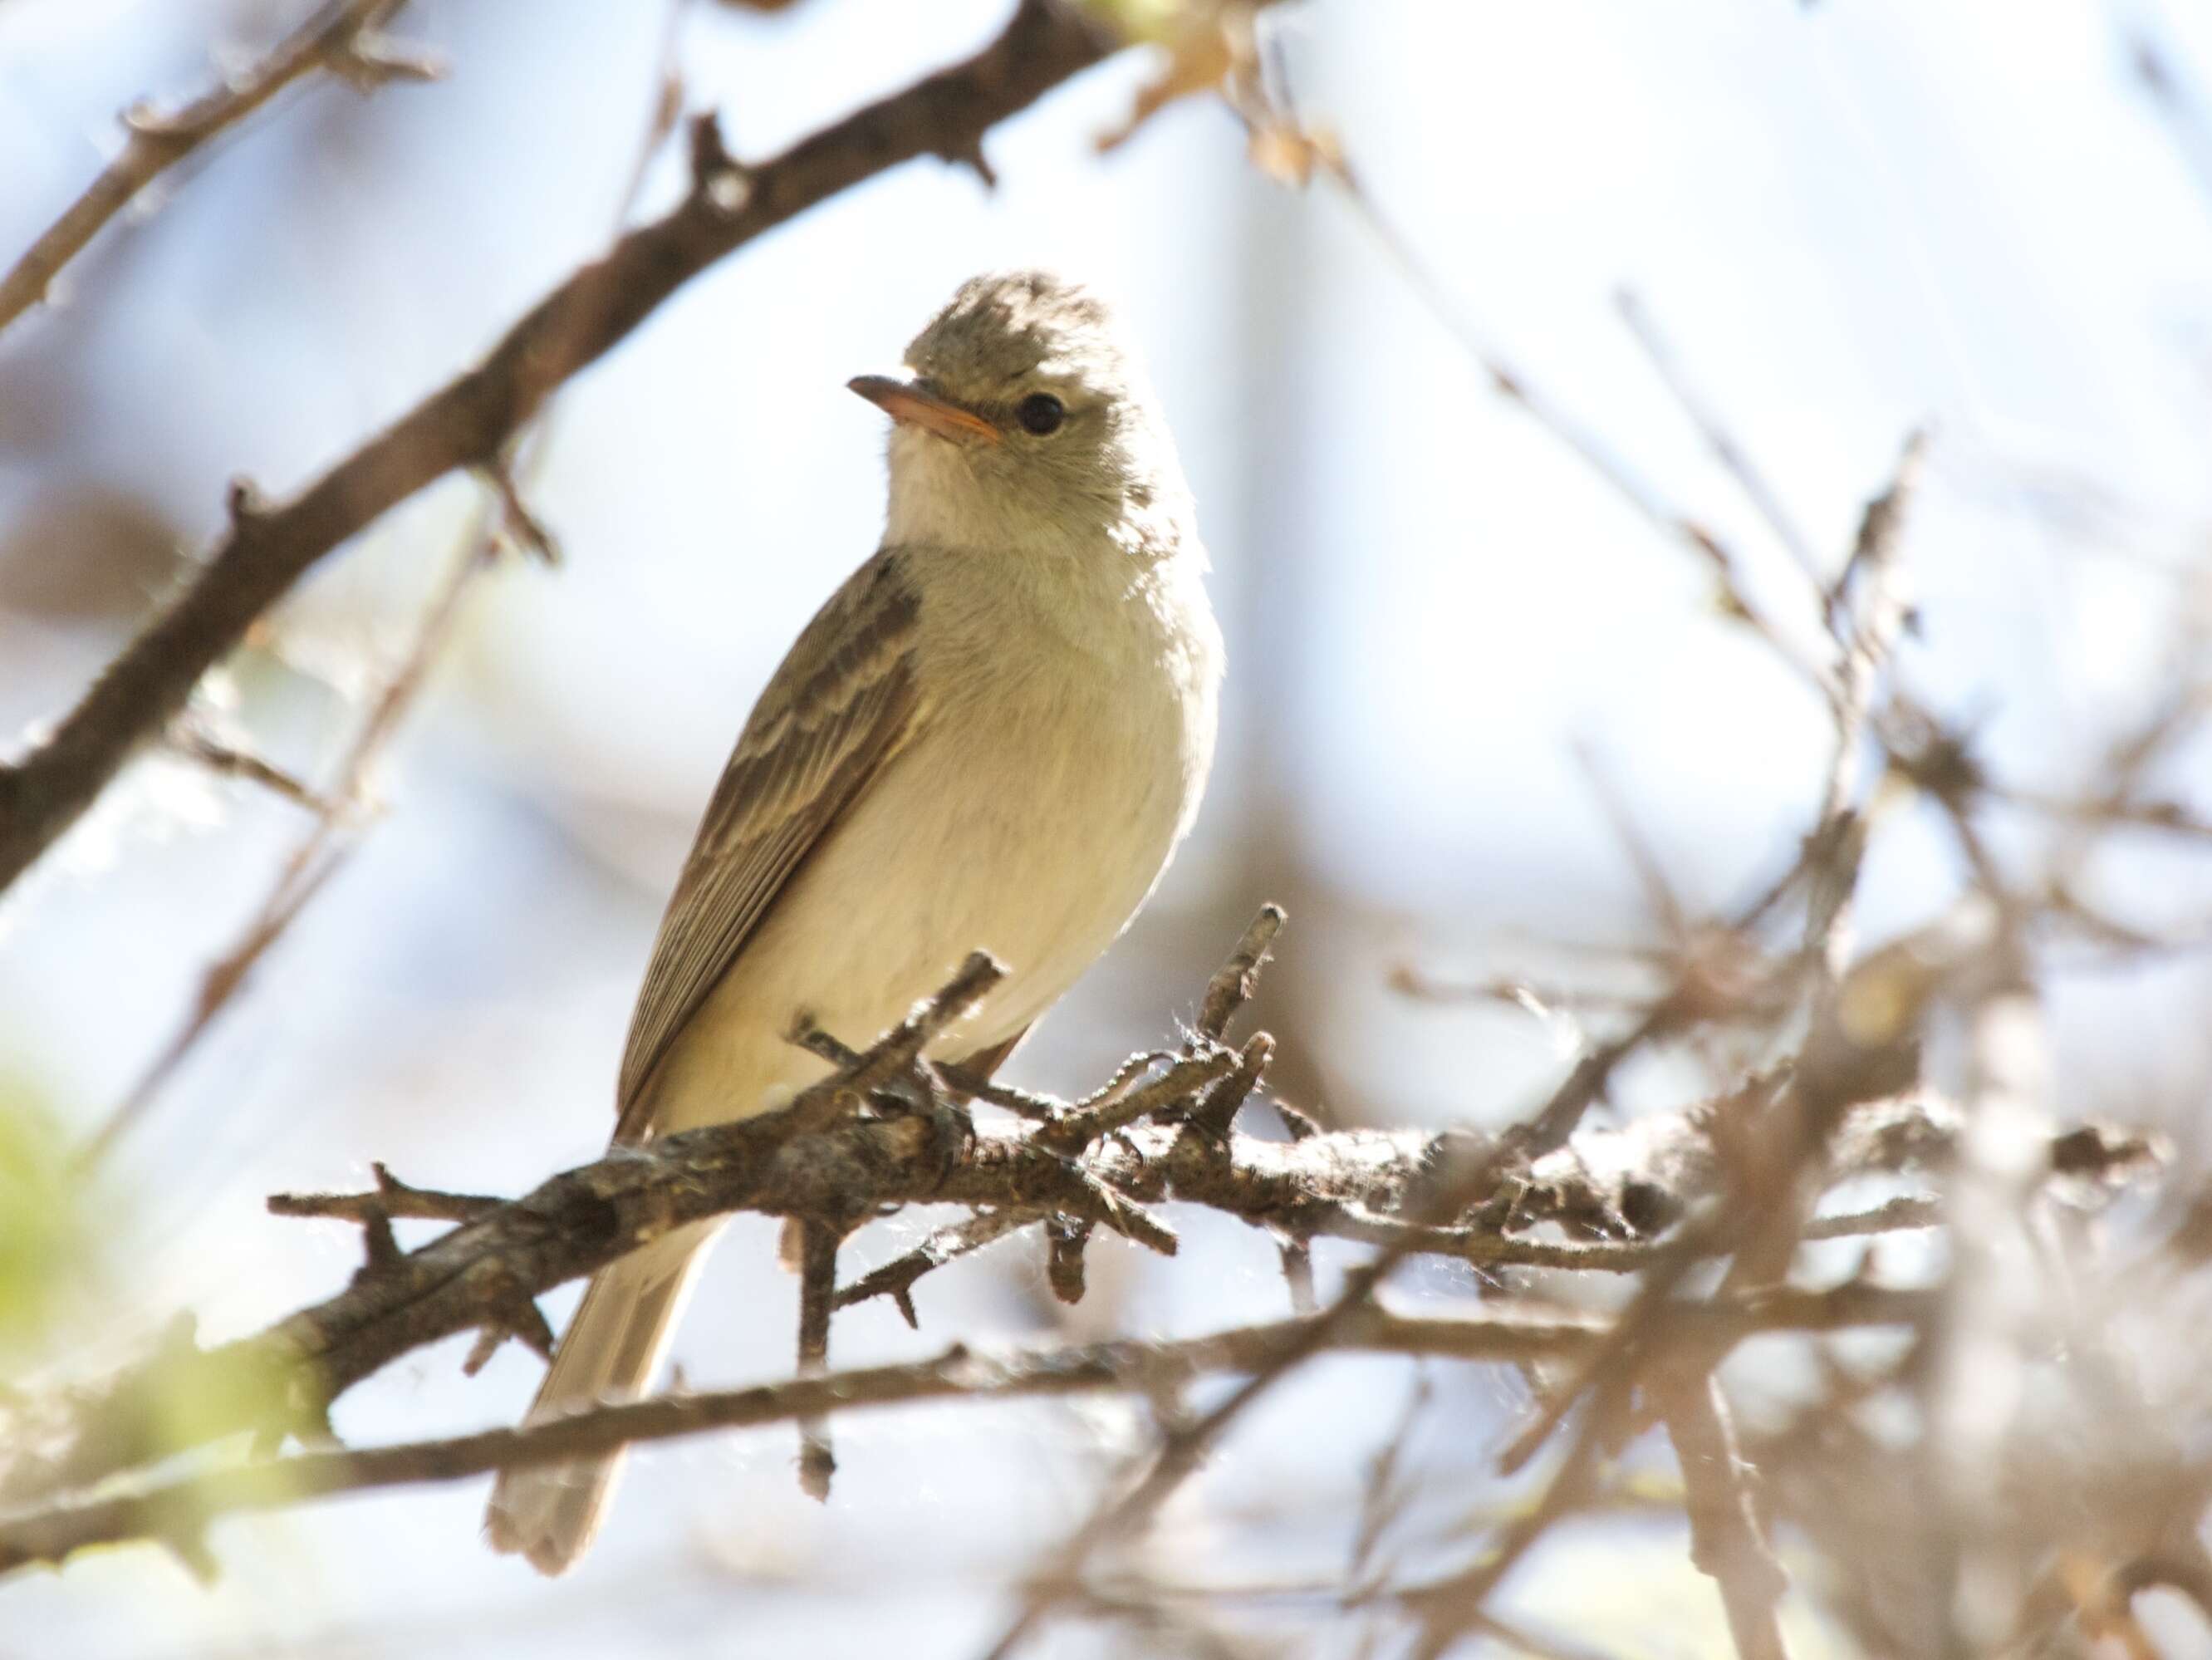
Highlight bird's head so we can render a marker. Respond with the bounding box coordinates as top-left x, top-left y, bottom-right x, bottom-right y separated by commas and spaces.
851, 270, 1193, 562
